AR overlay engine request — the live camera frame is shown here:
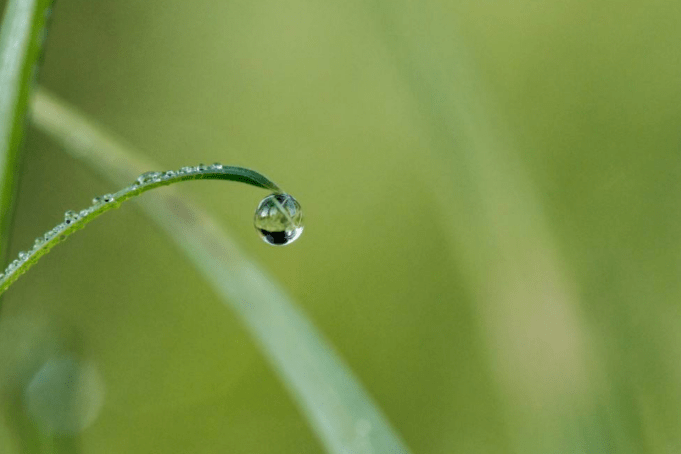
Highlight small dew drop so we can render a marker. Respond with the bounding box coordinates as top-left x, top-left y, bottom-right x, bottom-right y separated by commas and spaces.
101, 194, 114, 203
136, 171, 162, 185
18, 251, 28, 260
79, 209, 89, 217
197, 163, 207, 171
179, 166, 192, 174
254, 193, 304, 246
210, 163, 223, 170
0, 273, 4, 280
34, 237, 45, 247
64, 210, 79, 225
91, 196, 102, 205
162, 170, 176, 179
